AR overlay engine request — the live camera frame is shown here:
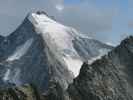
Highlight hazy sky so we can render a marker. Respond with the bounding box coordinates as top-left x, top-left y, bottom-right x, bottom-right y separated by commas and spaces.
0, 0, 132, 45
